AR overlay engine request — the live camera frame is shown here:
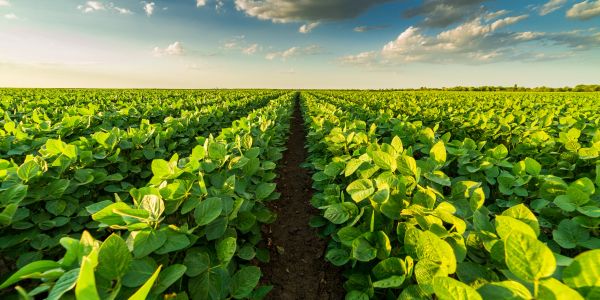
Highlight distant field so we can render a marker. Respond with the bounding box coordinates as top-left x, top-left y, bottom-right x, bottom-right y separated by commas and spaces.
1, 89, 599, 299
